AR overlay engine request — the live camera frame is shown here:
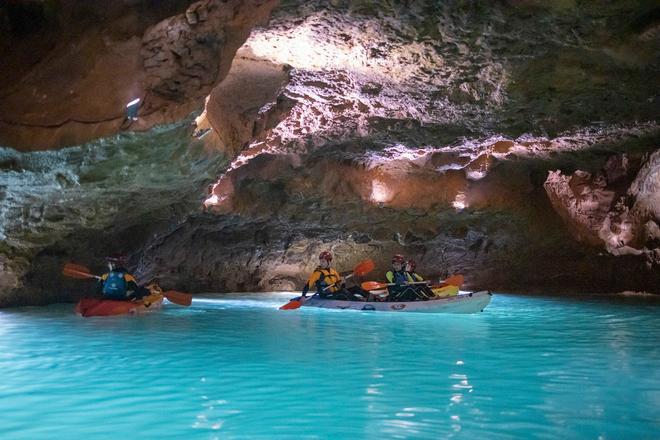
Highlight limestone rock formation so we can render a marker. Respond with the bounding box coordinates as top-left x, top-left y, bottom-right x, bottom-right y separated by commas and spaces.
1, 0, 659, 305
0, 0, 279, 150
545, 150, 660, 263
